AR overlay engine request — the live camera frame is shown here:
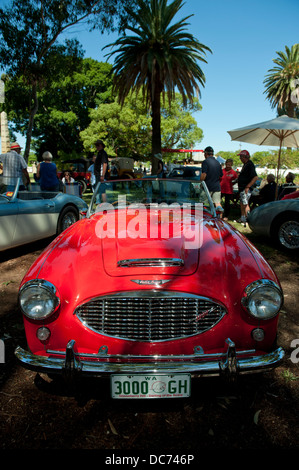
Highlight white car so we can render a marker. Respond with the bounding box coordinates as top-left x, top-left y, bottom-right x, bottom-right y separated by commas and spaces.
248, 198, 299, 250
